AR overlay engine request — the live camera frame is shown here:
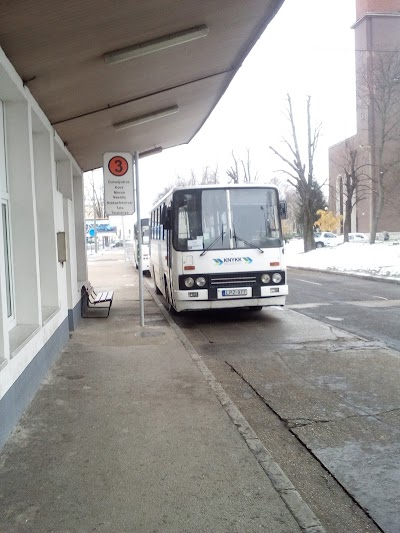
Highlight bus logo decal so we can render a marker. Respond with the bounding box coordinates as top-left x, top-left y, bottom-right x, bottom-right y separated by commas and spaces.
213, 257, 253, 266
